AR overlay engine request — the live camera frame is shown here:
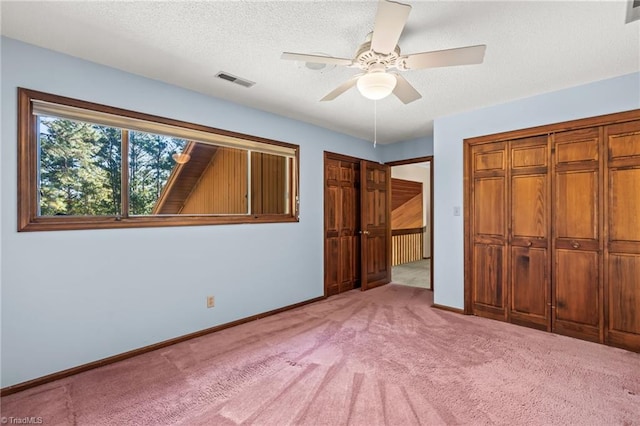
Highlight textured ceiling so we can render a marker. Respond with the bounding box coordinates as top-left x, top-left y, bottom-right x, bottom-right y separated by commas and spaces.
2, 1, 639, 144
